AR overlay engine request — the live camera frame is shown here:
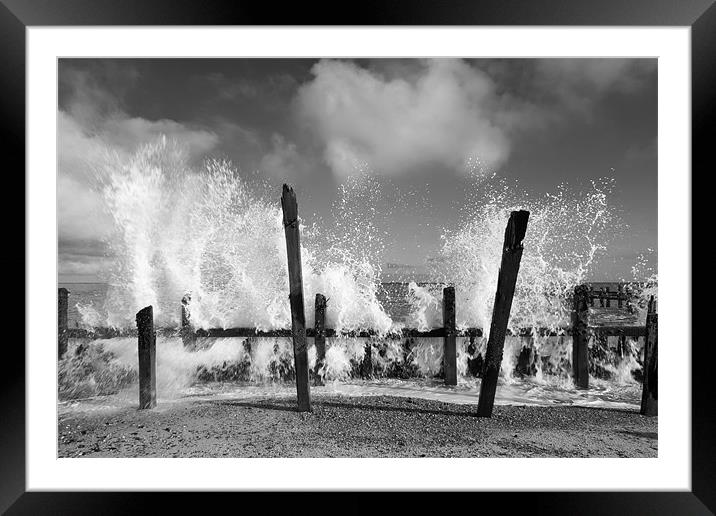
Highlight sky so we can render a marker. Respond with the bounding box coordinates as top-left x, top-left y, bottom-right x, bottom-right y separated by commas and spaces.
58, 58, 657, 283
